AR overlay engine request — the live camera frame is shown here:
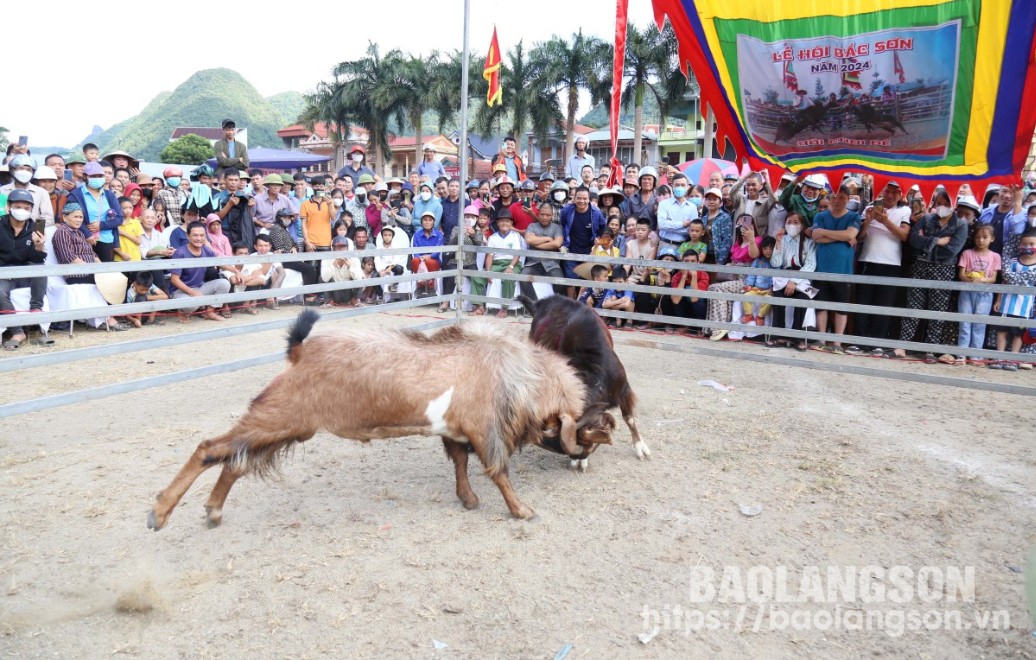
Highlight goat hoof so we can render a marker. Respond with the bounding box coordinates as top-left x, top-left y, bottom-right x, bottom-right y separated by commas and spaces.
146, 509, 163, 531
205, 507, 223, 528
634, 441, 652, 459
462, 500, 480, 511
569, 458, 589, 471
